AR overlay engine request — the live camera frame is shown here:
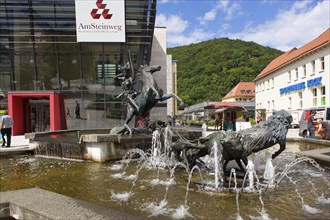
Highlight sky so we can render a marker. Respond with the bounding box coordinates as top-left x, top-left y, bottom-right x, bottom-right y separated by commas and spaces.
156, 0, 330, 51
